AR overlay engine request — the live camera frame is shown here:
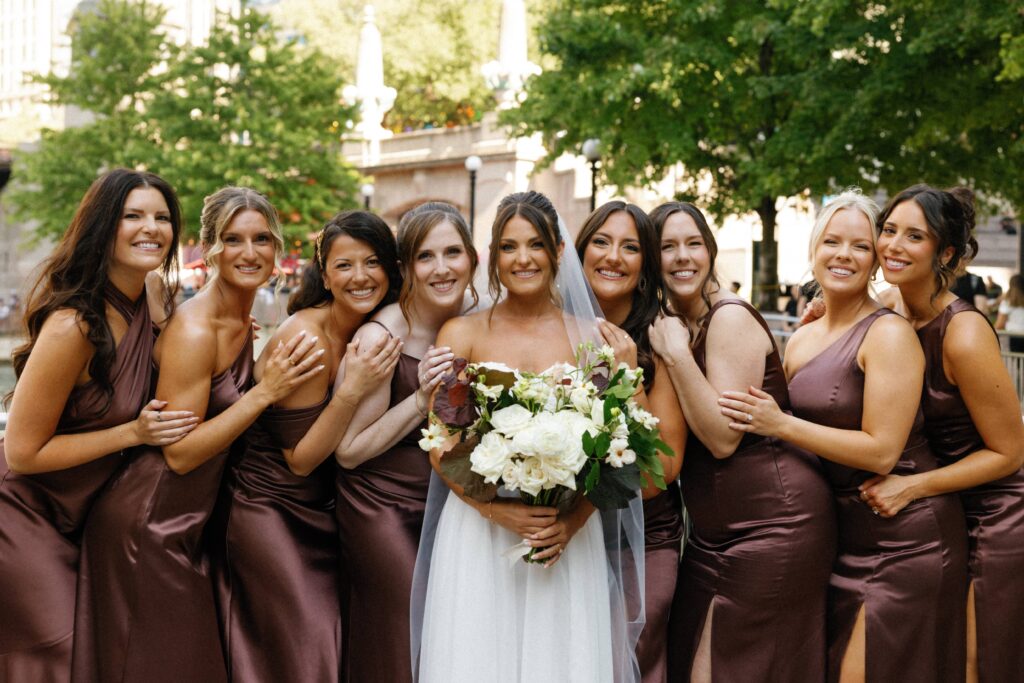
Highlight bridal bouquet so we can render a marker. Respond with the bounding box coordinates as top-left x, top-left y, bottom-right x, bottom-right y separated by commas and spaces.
419, 343, 673, 560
